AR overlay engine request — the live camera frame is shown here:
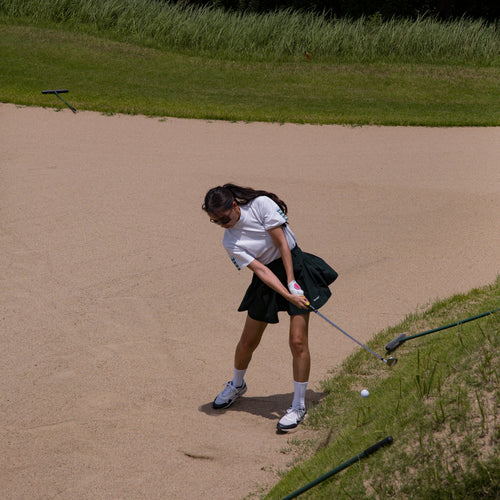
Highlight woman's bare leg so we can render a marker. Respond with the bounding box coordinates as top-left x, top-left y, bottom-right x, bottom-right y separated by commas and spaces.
234, 315, 268, 370
289, 313, 310, 382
